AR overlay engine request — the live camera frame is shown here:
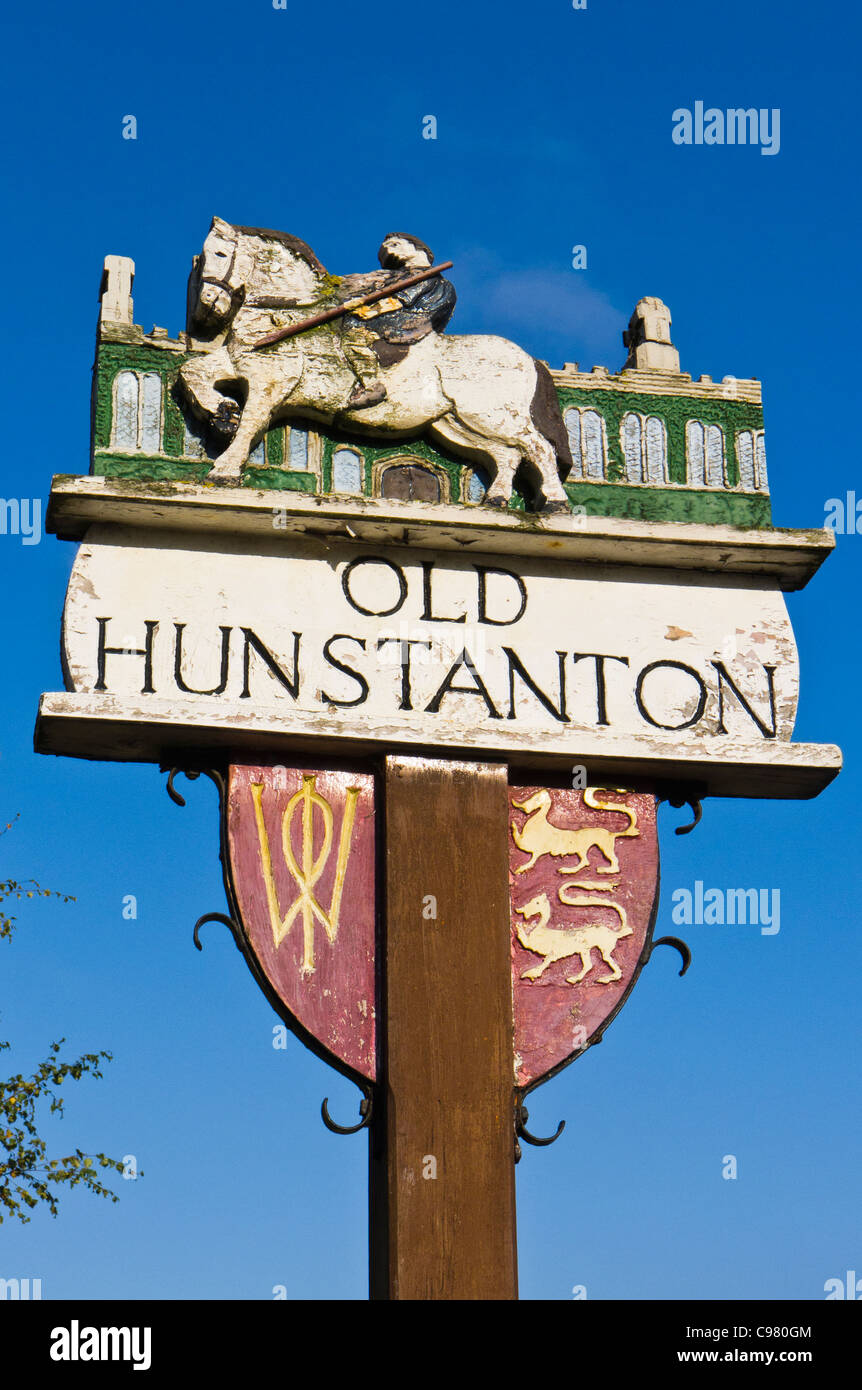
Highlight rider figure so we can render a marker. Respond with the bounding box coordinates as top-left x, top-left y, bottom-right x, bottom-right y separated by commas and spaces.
340, 234, 456, 410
